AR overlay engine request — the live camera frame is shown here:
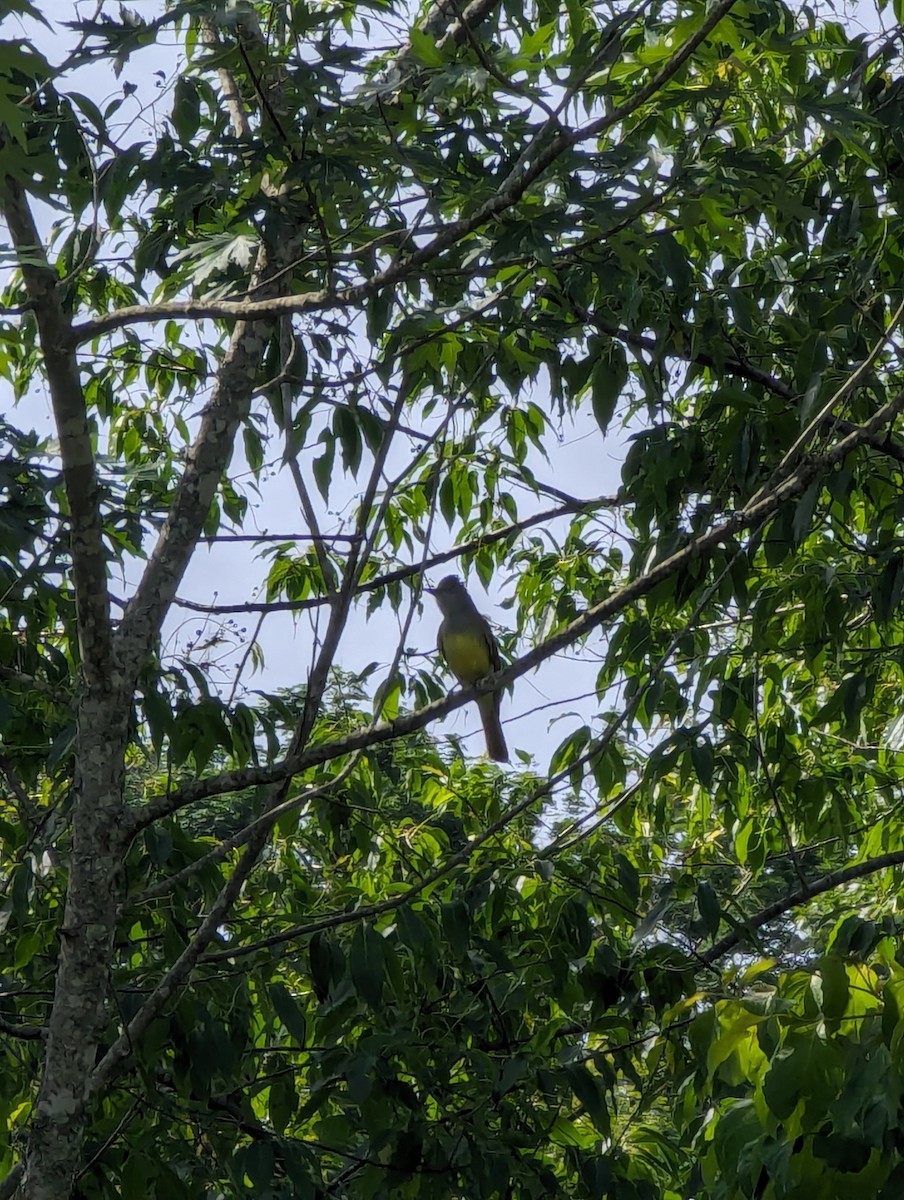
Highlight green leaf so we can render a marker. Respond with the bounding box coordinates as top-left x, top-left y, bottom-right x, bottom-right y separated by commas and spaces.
269, 1073, 297, 1135
816, 956, 849, 1022
441, 900, 470, 959
875, 556, 904, 624
334, 406, 363, 475
520, 21, 556, 56
564, 1064, 610, 1135
349, 923, 385, 1007
269, 983, 308, 1044
309, 932, 338, 1002
408, 27, 445, 66
696, 881, 720, 938
791, 481, 821, 548
171, 76, 200, 143
590, 342, 627, 435
235, 1140, 274, 1190
312, 430, 335, 501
